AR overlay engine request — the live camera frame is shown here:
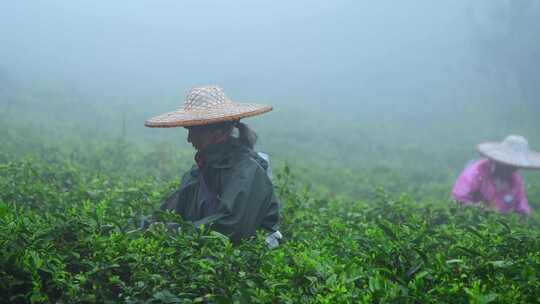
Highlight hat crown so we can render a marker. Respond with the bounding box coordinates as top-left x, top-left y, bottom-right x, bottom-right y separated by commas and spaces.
184, 86, 231, 110
502, 135, 529, 153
